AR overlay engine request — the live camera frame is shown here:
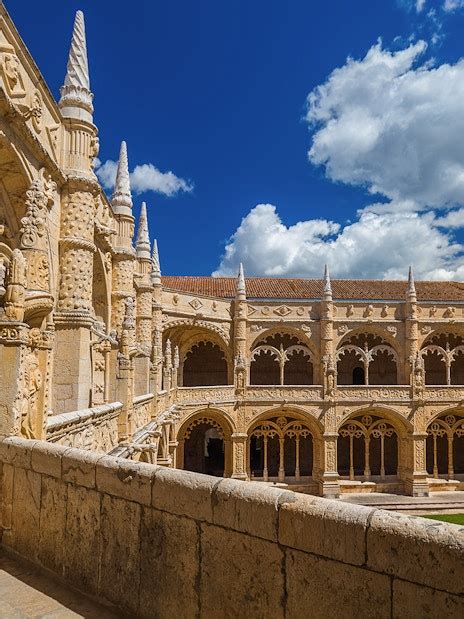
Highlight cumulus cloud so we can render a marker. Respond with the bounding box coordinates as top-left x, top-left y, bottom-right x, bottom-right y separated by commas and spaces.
443, 0, 464, 12
95, 159, 193, 197
307, 40, 464, 210
214, 40, 464, 280
214, 204, 464, 280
